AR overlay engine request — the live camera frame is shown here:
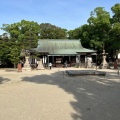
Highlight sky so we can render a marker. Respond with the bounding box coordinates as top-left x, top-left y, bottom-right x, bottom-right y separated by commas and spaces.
0, 0, 120, 34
